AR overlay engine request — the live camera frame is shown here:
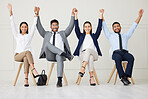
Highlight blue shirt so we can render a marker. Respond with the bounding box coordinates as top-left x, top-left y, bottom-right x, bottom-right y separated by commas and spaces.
102, 21, 138, 55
